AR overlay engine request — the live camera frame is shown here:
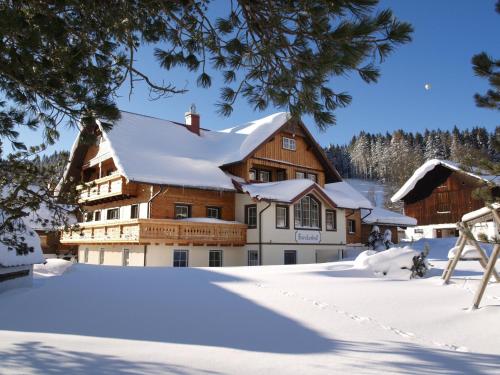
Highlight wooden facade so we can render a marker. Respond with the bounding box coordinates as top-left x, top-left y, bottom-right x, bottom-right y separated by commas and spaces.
402, 165, 494, 226
345, 210, 362, 244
